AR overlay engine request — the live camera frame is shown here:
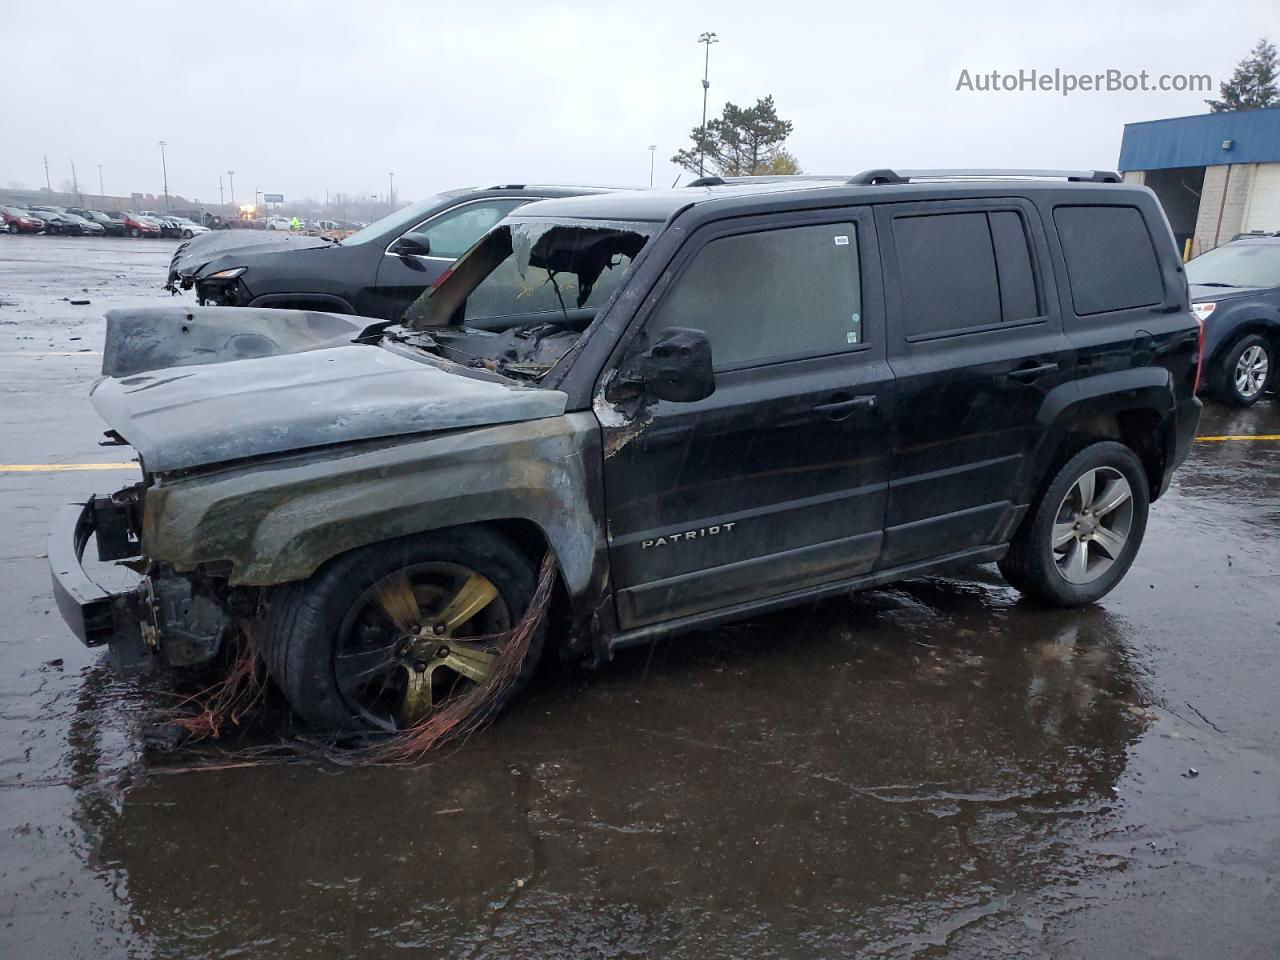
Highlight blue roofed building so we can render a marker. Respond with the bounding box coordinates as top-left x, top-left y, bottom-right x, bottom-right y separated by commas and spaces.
1118, 106, 1280, 257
